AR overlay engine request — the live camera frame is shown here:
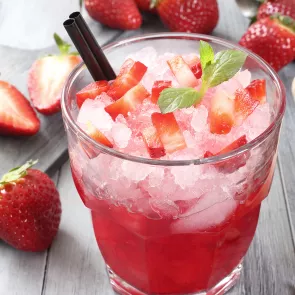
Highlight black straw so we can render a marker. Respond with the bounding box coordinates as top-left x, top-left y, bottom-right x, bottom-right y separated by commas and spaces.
69, 12, 116, 81
63, 19, 107, 81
